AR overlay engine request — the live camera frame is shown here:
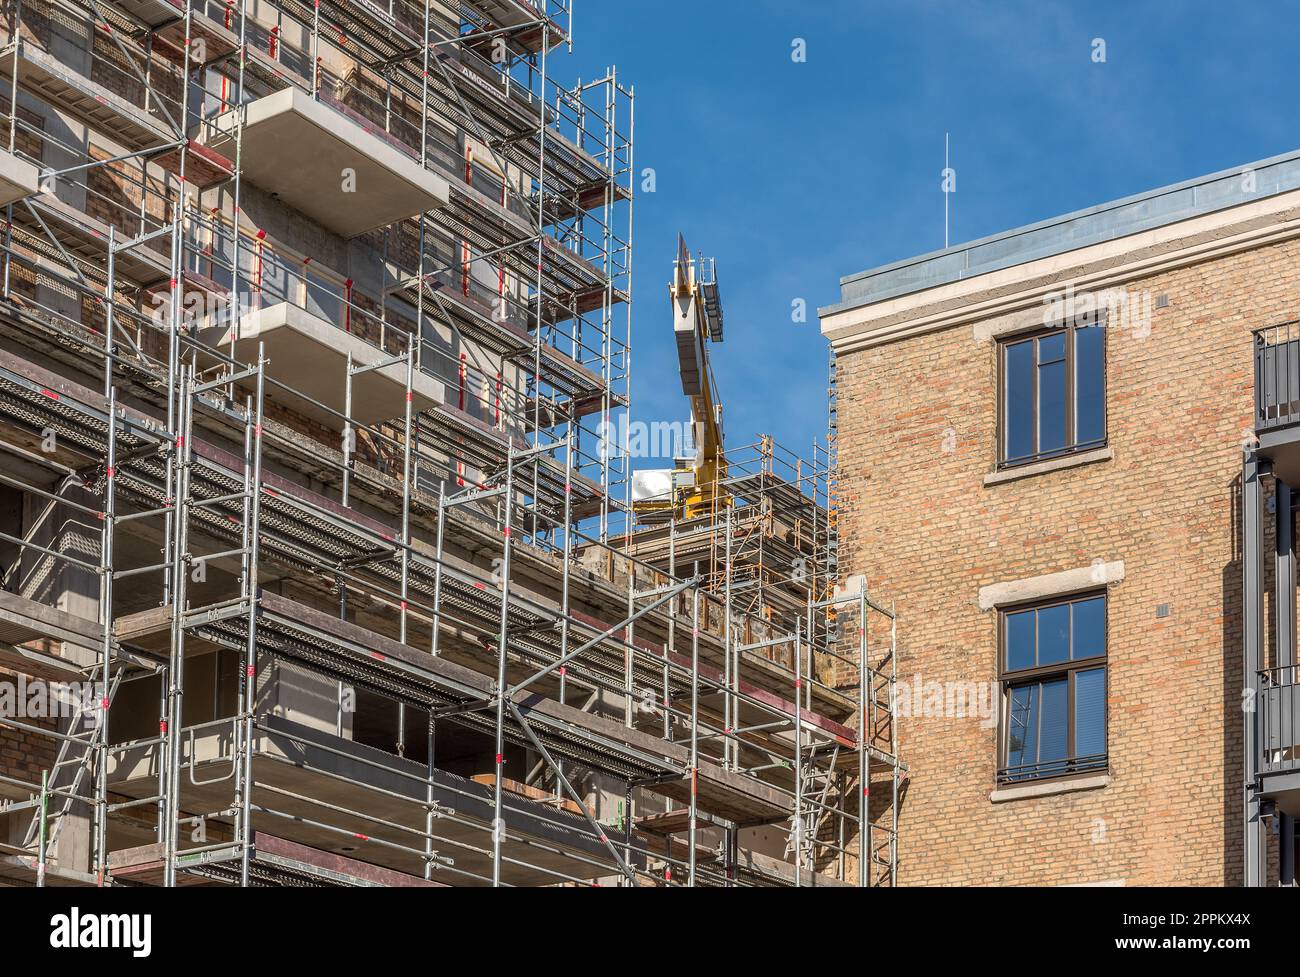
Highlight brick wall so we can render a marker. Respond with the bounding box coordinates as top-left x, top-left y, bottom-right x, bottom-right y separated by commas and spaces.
832, 237, 1300, 886
0, 667, 59, 793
